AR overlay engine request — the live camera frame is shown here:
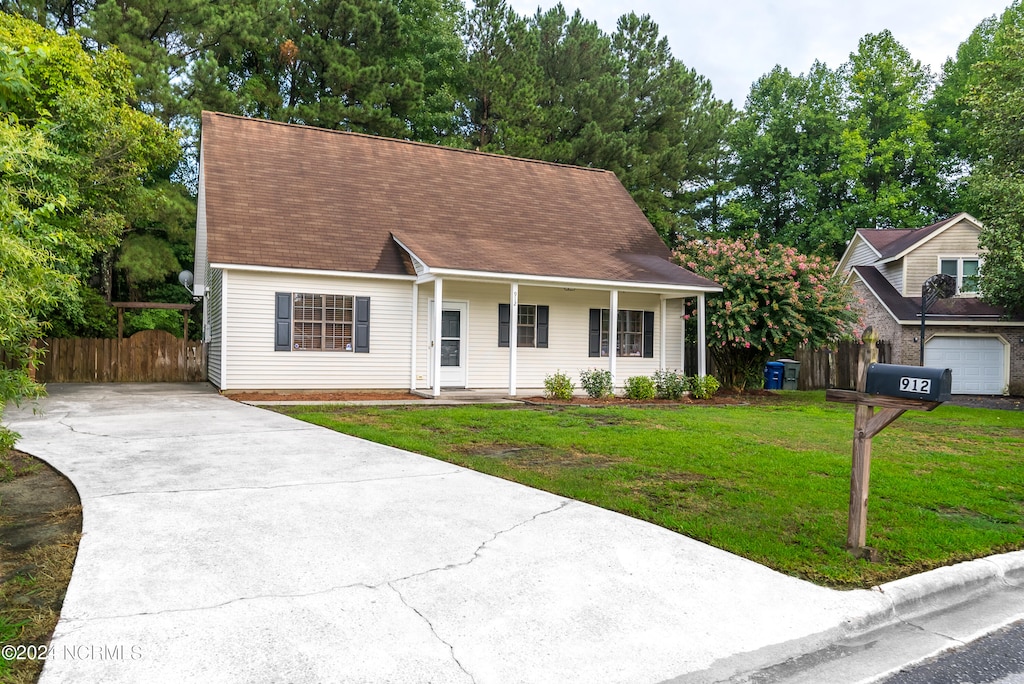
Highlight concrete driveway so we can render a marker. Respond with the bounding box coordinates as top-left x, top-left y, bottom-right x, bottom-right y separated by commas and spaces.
6, 384, 894, 683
